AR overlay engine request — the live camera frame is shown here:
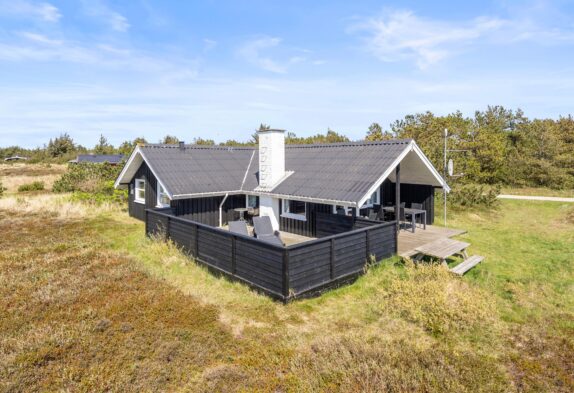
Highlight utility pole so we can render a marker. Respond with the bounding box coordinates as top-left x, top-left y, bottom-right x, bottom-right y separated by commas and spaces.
444, 128, 448, 227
